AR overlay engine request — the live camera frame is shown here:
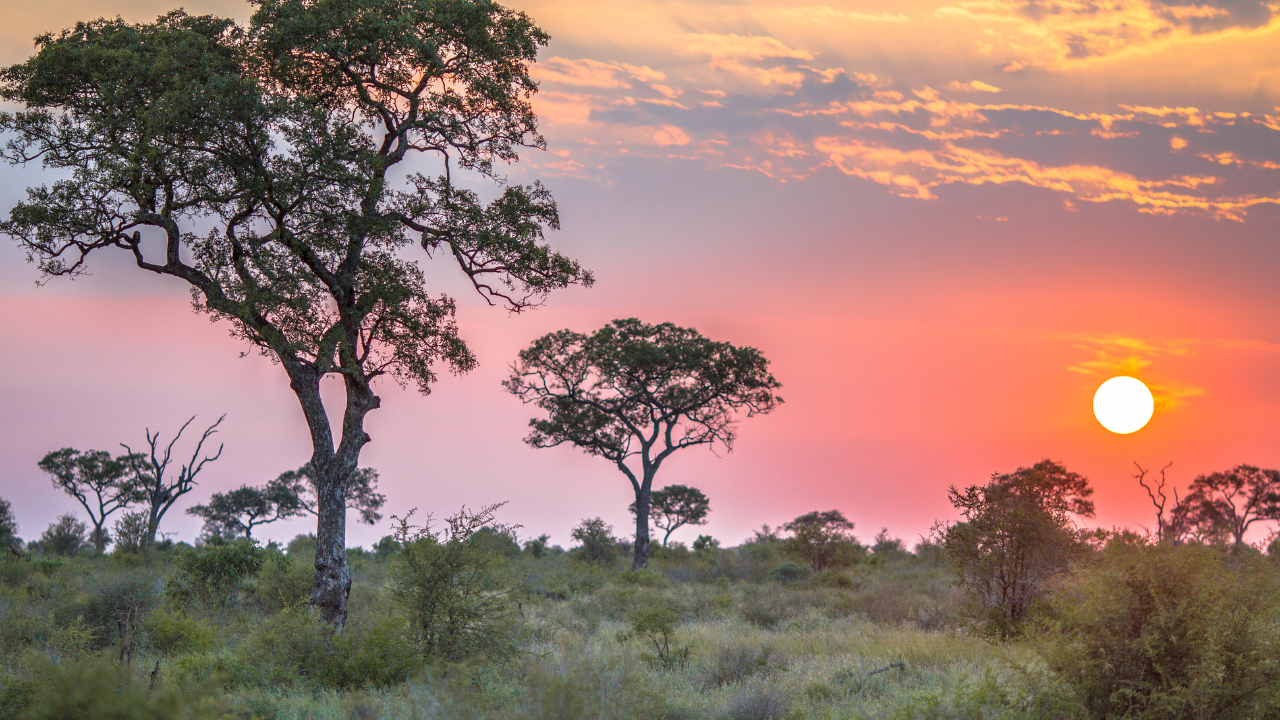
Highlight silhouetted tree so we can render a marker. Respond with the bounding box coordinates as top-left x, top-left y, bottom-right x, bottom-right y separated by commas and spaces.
187, 480, 306, 539
1, 0, 589, 626
507, 319, 781, 569
39, 513, 87, 556
783, 510, 861, 571
1183, 464, 1280, 548
629, 484, 711, 547
570, 517, 620, 567
0, 498, 22, 555
269, 464, 386, 526
940, 459, 1095, 639
119, 416, 225, 551
37, 449, 139, 551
